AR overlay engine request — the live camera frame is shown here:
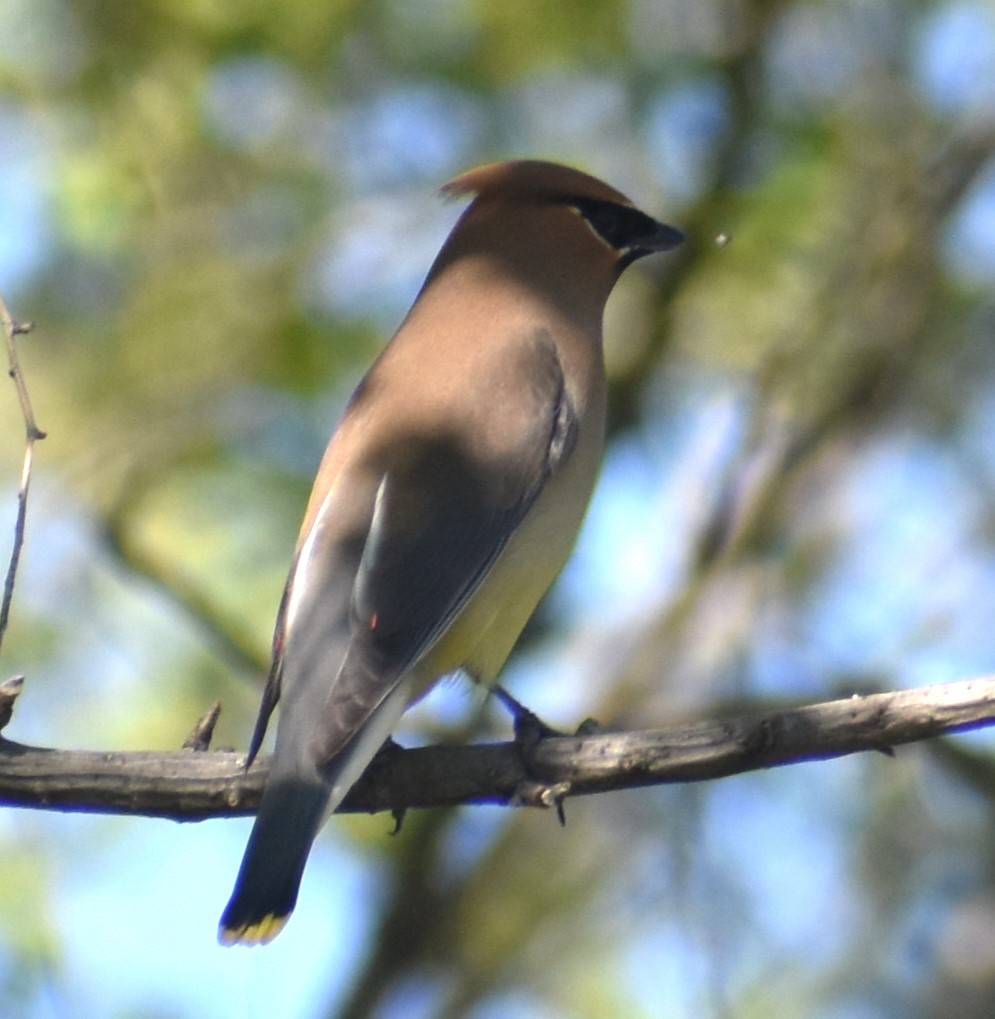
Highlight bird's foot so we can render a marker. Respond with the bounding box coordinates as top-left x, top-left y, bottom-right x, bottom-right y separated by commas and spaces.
574, 717, 602, 736
364, 736, 407, 834
492, 685, 601, 740
492, 686, 579, 825
491, 685, 563, 744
